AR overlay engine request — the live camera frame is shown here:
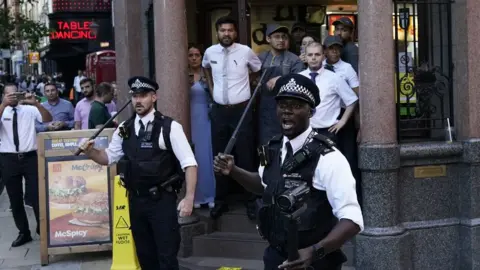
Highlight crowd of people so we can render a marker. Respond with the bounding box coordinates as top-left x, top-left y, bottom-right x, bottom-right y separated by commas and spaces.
189, 16, 361, 221
0, 14, 363, 270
